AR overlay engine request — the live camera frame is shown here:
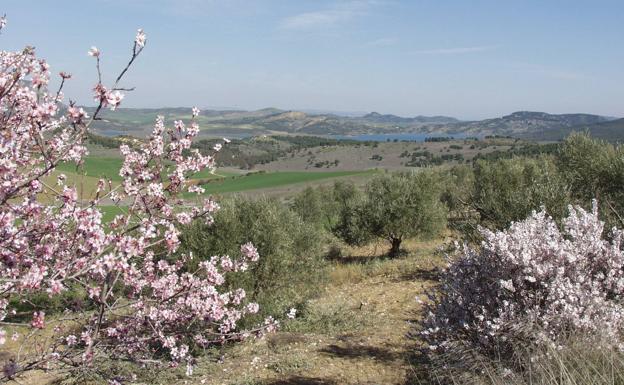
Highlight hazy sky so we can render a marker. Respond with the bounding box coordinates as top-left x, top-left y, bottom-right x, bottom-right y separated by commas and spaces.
2, 0, 623, 119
